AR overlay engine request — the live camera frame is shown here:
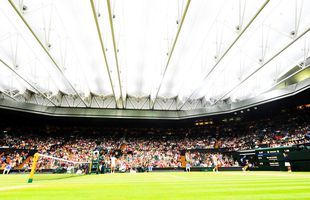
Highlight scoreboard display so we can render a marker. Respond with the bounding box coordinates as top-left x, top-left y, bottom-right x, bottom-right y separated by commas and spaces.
255, 147, 291, 170
239, 144, 310, 171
